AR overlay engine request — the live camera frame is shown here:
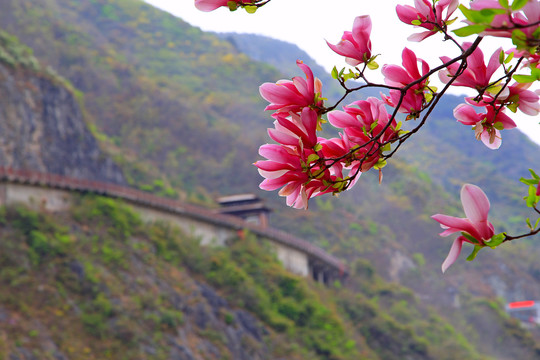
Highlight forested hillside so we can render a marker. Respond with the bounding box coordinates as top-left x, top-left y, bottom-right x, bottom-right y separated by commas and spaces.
0, 0, 539, 358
